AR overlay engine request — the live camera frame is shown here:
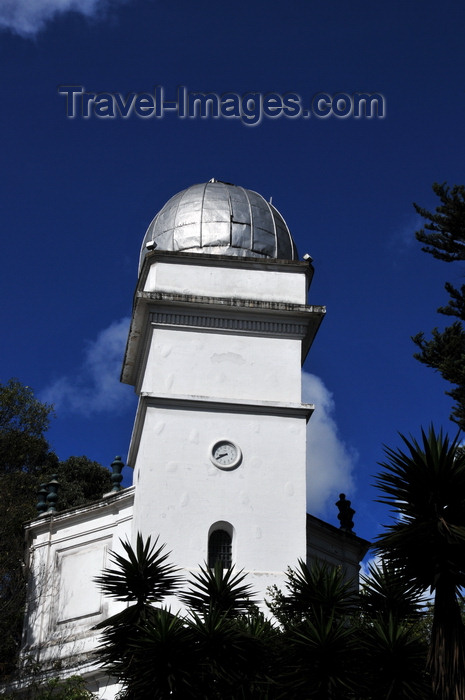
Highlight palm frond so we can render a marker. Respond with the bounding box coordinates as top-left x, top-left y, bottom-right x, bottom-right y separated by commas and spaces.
284, 611, 358, 698
272, 559, 357, 627
360, 614, 430, 699
181, 561, 256, 617
360, 560, 424, 622
118, 608, 198, 699
374, 426, 465, 698
374, 426, 465, 592
94, 532, 181, 606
